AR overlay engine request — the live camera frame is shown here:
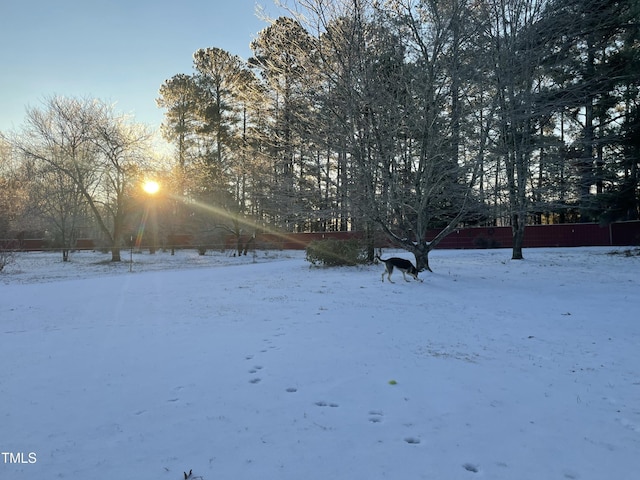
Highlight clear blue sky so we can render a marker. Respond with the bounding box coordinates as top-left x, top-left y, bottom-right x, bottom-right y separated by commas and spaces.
0, 0, 278, 133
